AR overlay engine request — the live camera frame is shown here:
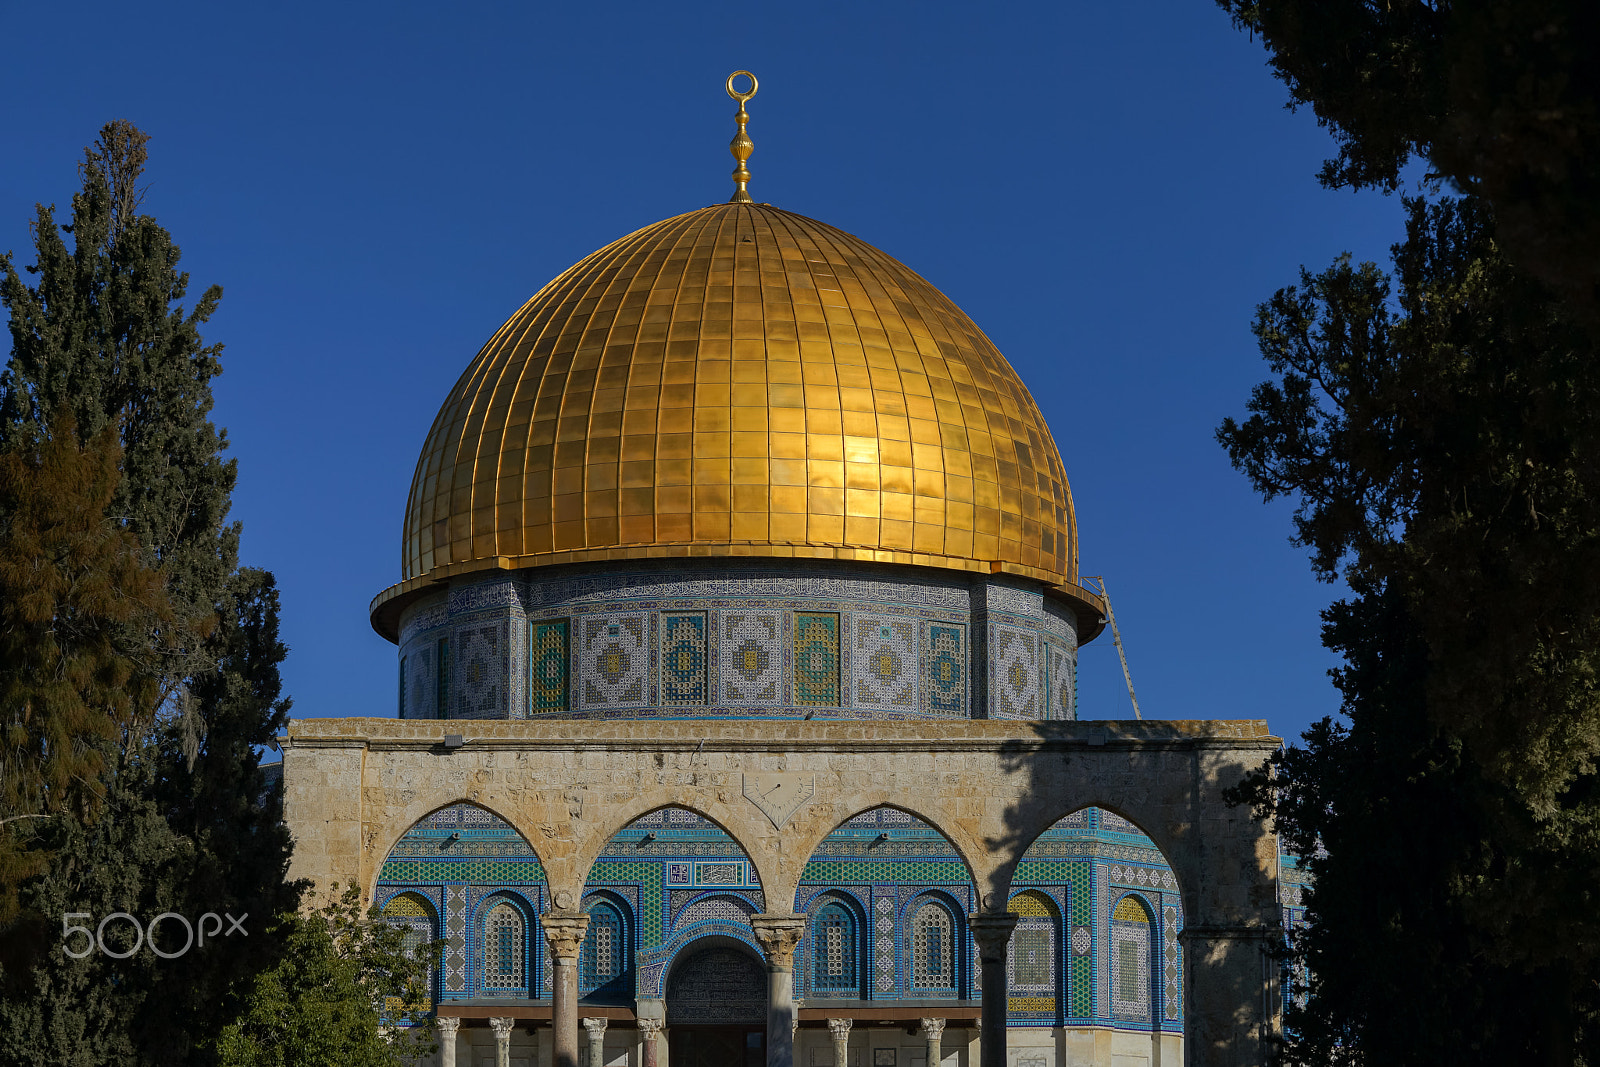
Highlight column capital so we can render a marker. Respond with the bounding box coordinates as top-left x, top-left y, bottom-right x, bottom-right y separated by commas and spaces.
967, 911, 1018, 962
638, 1018, 663, 1037
437, 1015, 462, 1035
582, 1017, 609, 1037
752, 913, 807, 971
918, 1017, 945, 1039
489, 1016, 516, 1037
540, 910, 591, 960
826, 1017, 853, 1039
